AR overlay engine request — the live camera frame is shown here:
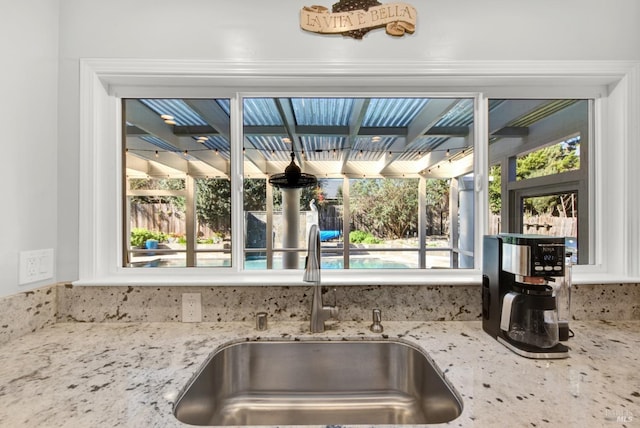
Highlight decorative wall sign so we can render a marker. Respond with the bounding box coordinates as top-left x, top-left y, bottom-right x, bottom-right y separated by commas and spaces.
301, 1, 417, 39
